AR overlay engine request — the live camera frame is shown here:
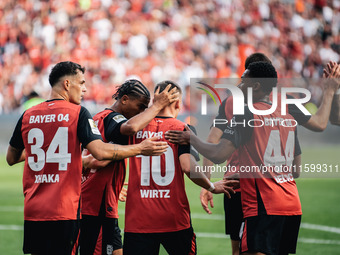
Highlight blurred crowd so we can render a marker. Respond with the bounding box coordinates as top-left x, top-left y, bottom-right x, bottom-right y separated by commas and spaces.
0, 0, 339, 114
